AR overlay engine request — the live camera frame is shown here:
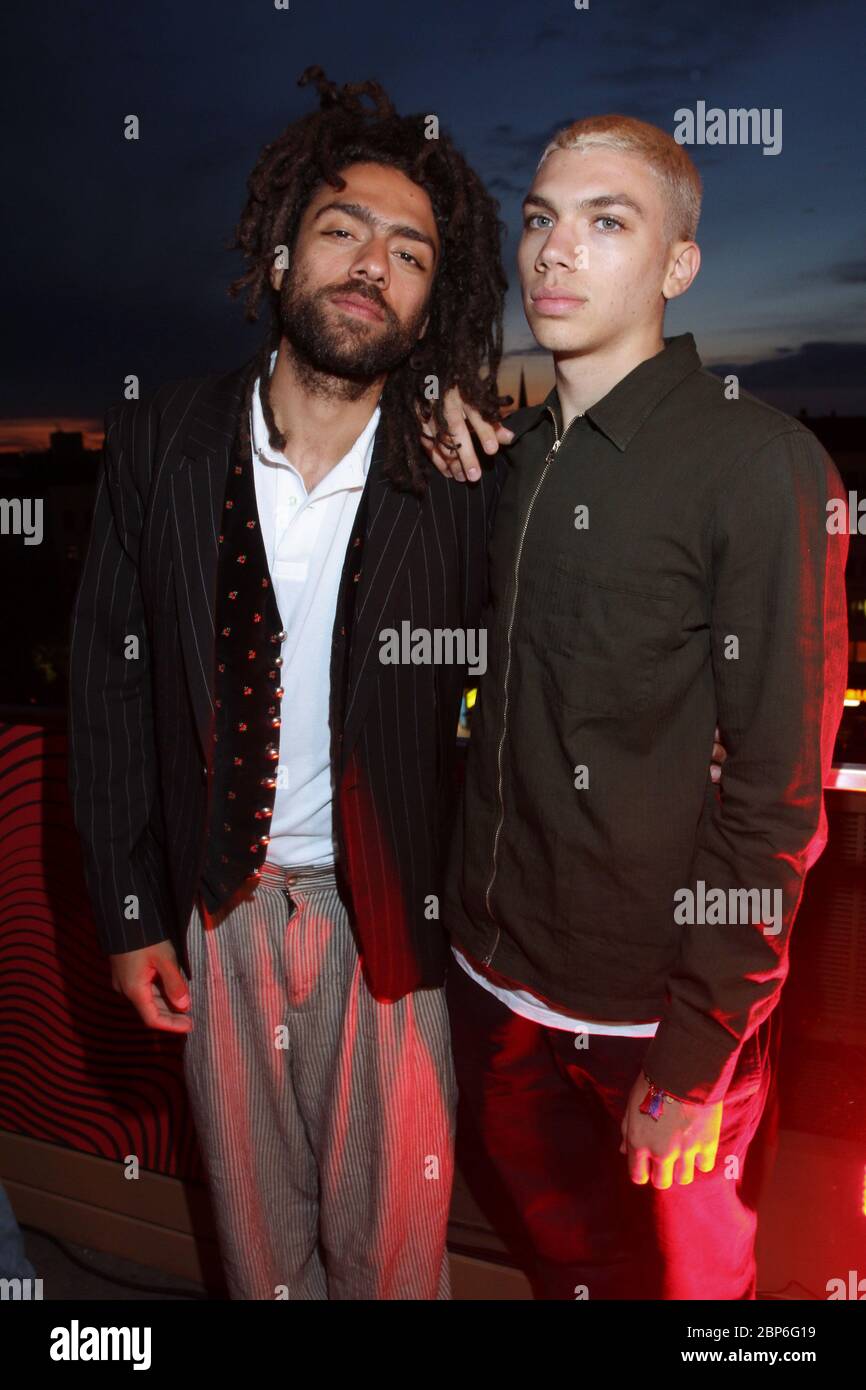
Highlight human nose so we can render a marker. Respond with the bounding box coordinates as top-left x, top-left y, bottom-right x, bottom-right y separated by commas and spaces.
535, 223, 578, 274
349, 236, 389, 288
